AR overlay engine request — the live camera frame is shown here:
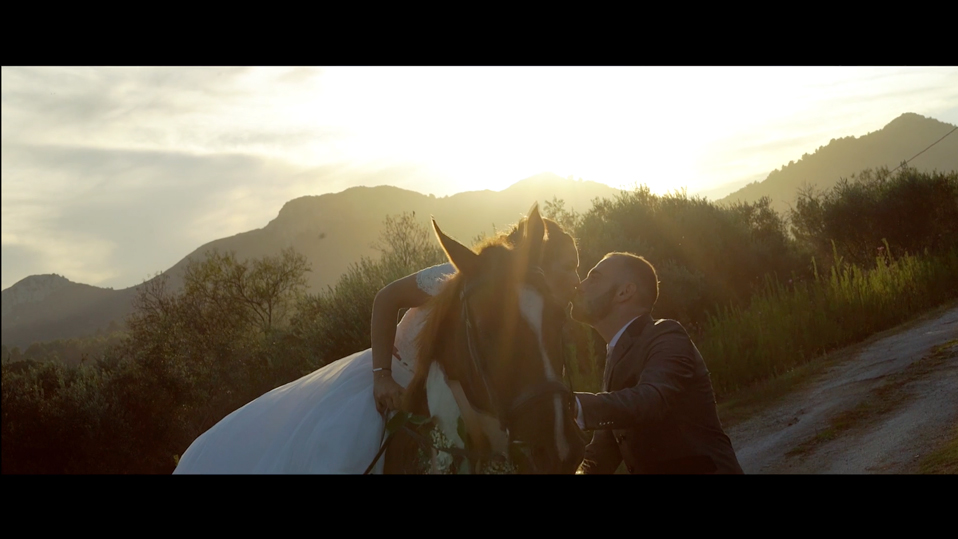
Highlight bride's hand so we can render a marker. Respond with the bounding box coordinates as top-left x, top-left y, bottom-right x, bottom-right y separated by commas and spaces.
373, 374, 405, 414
